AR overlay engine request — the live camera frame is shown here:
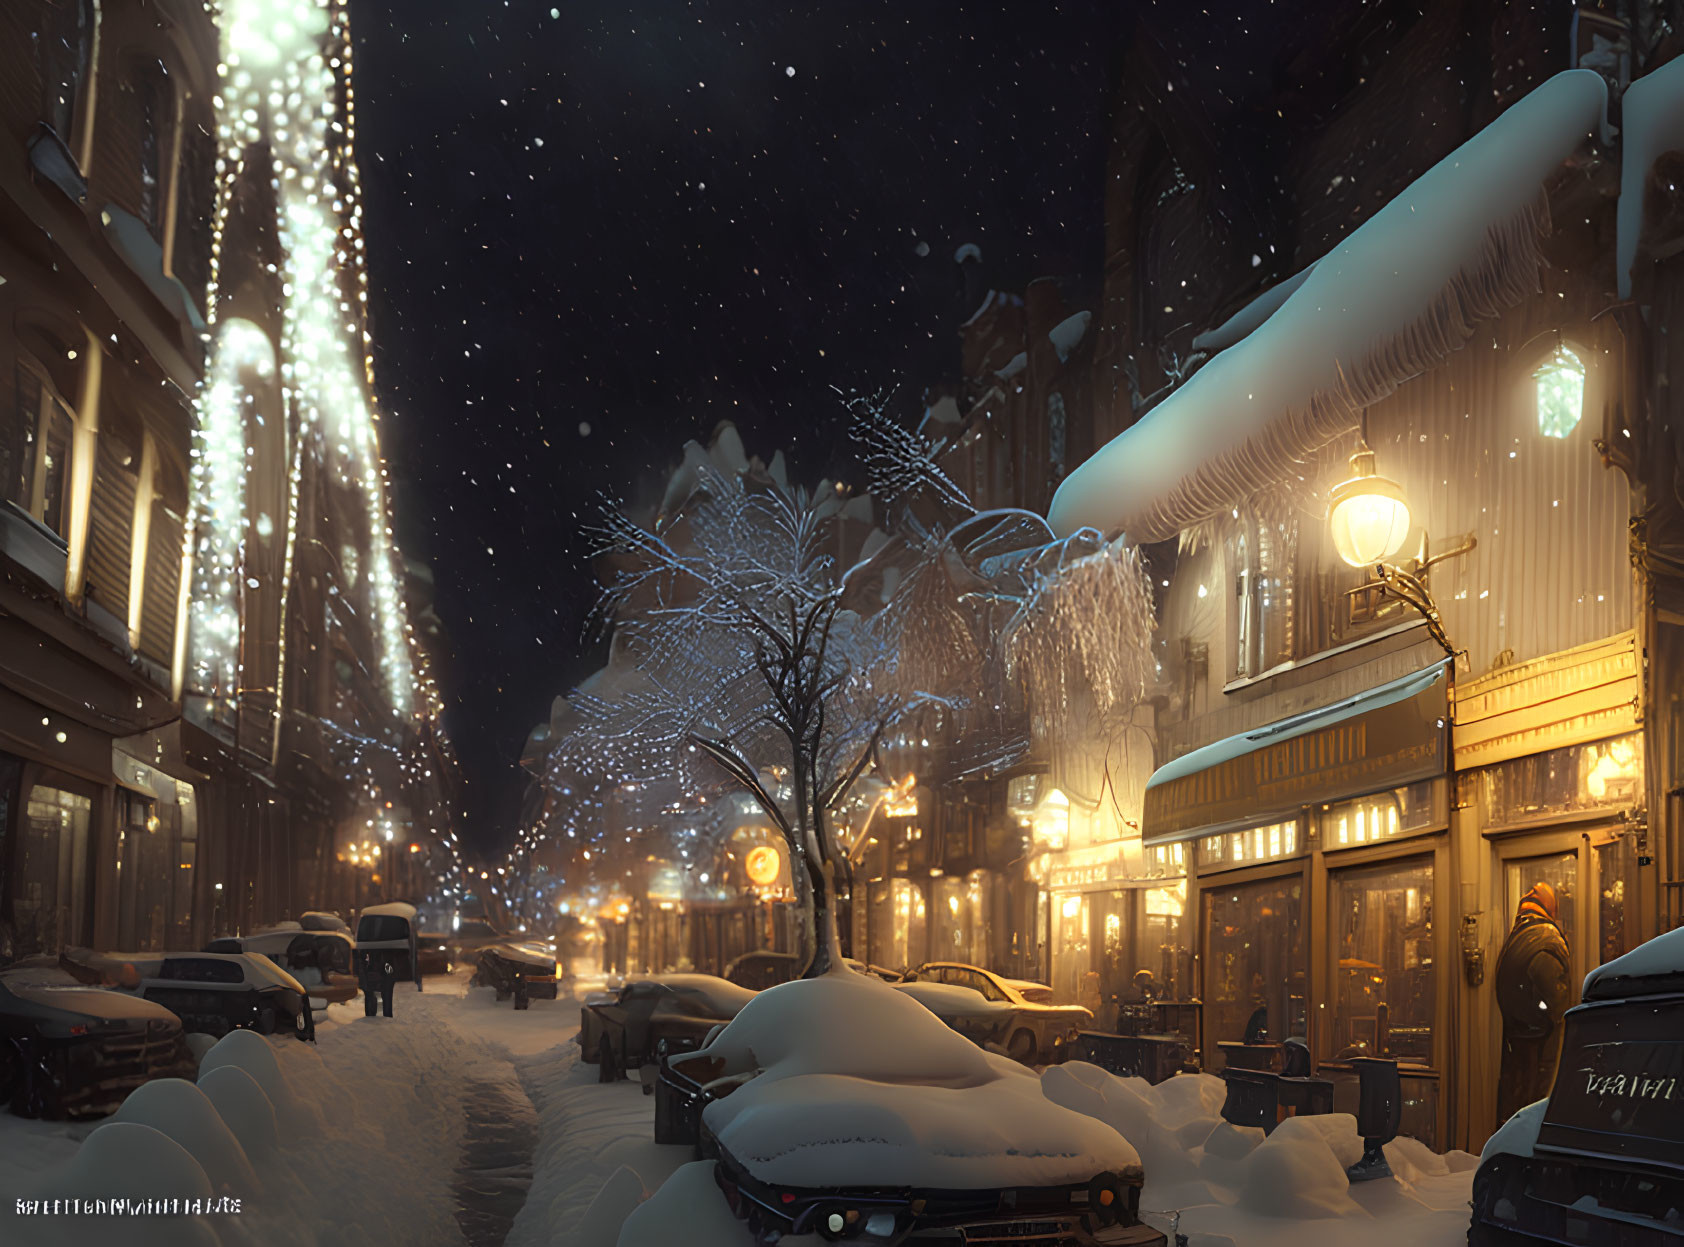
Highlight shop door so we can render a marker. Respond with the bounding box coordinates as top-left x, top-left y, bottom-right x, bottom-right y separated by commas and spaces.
1488, 827, 1636, 1129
